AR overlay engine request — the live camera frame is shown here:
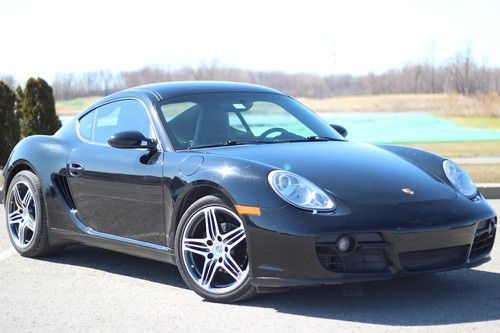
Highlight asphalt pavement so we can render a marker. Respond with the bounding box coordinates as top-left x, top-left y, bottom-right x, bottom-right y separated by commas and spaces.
0, 201, 499, 332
